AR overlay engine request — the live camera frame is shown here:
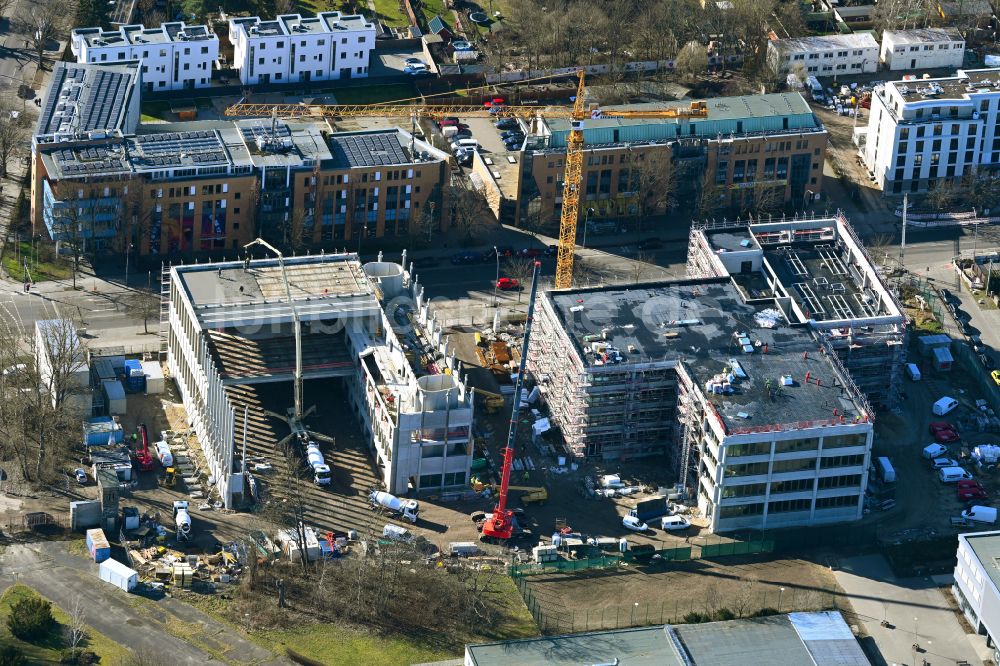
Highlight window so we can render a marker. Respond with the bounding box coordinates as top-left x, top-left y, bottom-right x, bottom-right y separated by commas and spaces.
815, 495, 859, 510
775, 438, 819, 454
443, 472, 465, 486
716, 160, 729, 185
772, 458, 815, 474
770, 478, 813, 494
724, 462, 769, 477
277, 41, 284, 48
201, 46, 208, 54
818, 474, 861, 489
820, 454, 865, 469
719, 503, 764, 518
727, 442, 771, 457
768, 498, 811, 513
419, 474, 442, 487
721, 483, 767, 498
823, 433, 865, 449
